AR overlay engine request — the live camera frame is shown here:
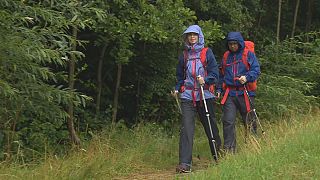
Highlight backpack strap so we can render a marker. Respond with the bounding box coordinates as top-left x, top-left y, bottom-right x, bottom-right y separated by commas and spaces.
223, 49, 250, 71
200, 47, 214, 91
183, 50, 188, 79
183, 47, 209, 72
200, 47, 208, 68
242, 48, 250, 70
221, 51, 230, 75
